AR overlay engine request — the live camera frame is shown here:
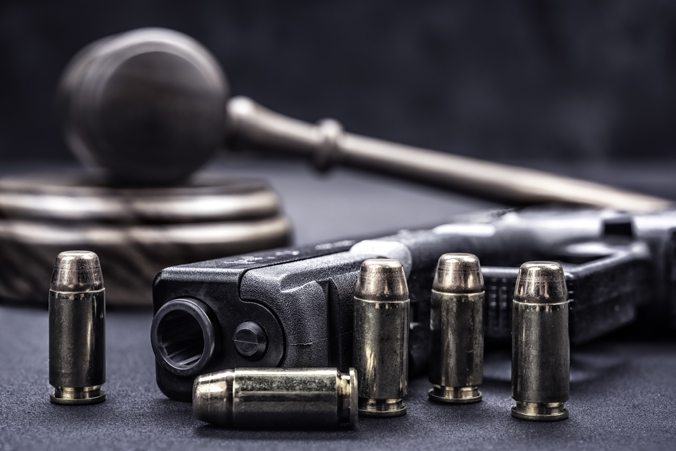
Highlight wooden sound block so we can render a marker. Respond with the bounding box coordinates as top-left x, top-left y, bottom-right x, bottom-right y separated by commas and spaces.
0, 172, 291, 306
0, 172, 281, 223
